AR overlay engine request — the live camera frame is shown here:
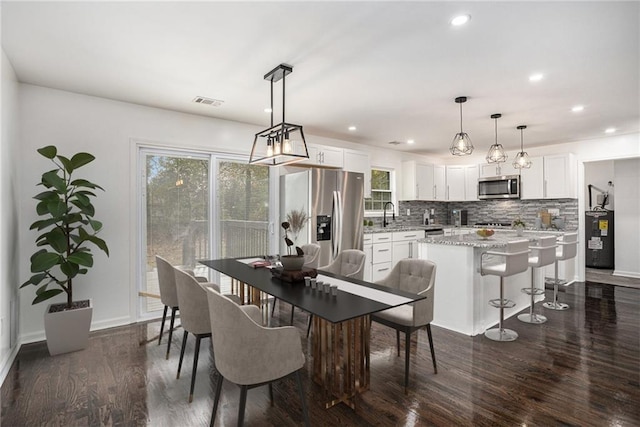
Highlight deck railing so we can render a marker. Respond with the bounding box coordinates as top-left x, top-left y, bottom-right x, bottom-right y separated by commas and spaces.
182, 219, 269, 266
